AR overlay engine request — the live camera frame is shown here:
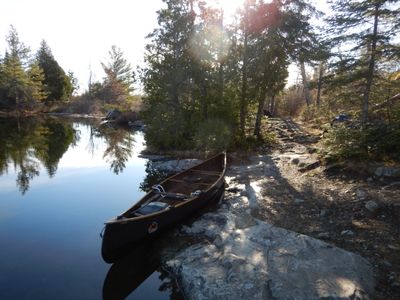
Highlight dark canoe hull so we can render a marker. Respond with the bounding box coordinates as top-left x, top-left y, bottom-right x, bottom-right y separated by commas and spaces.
101, 154, 226, 263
